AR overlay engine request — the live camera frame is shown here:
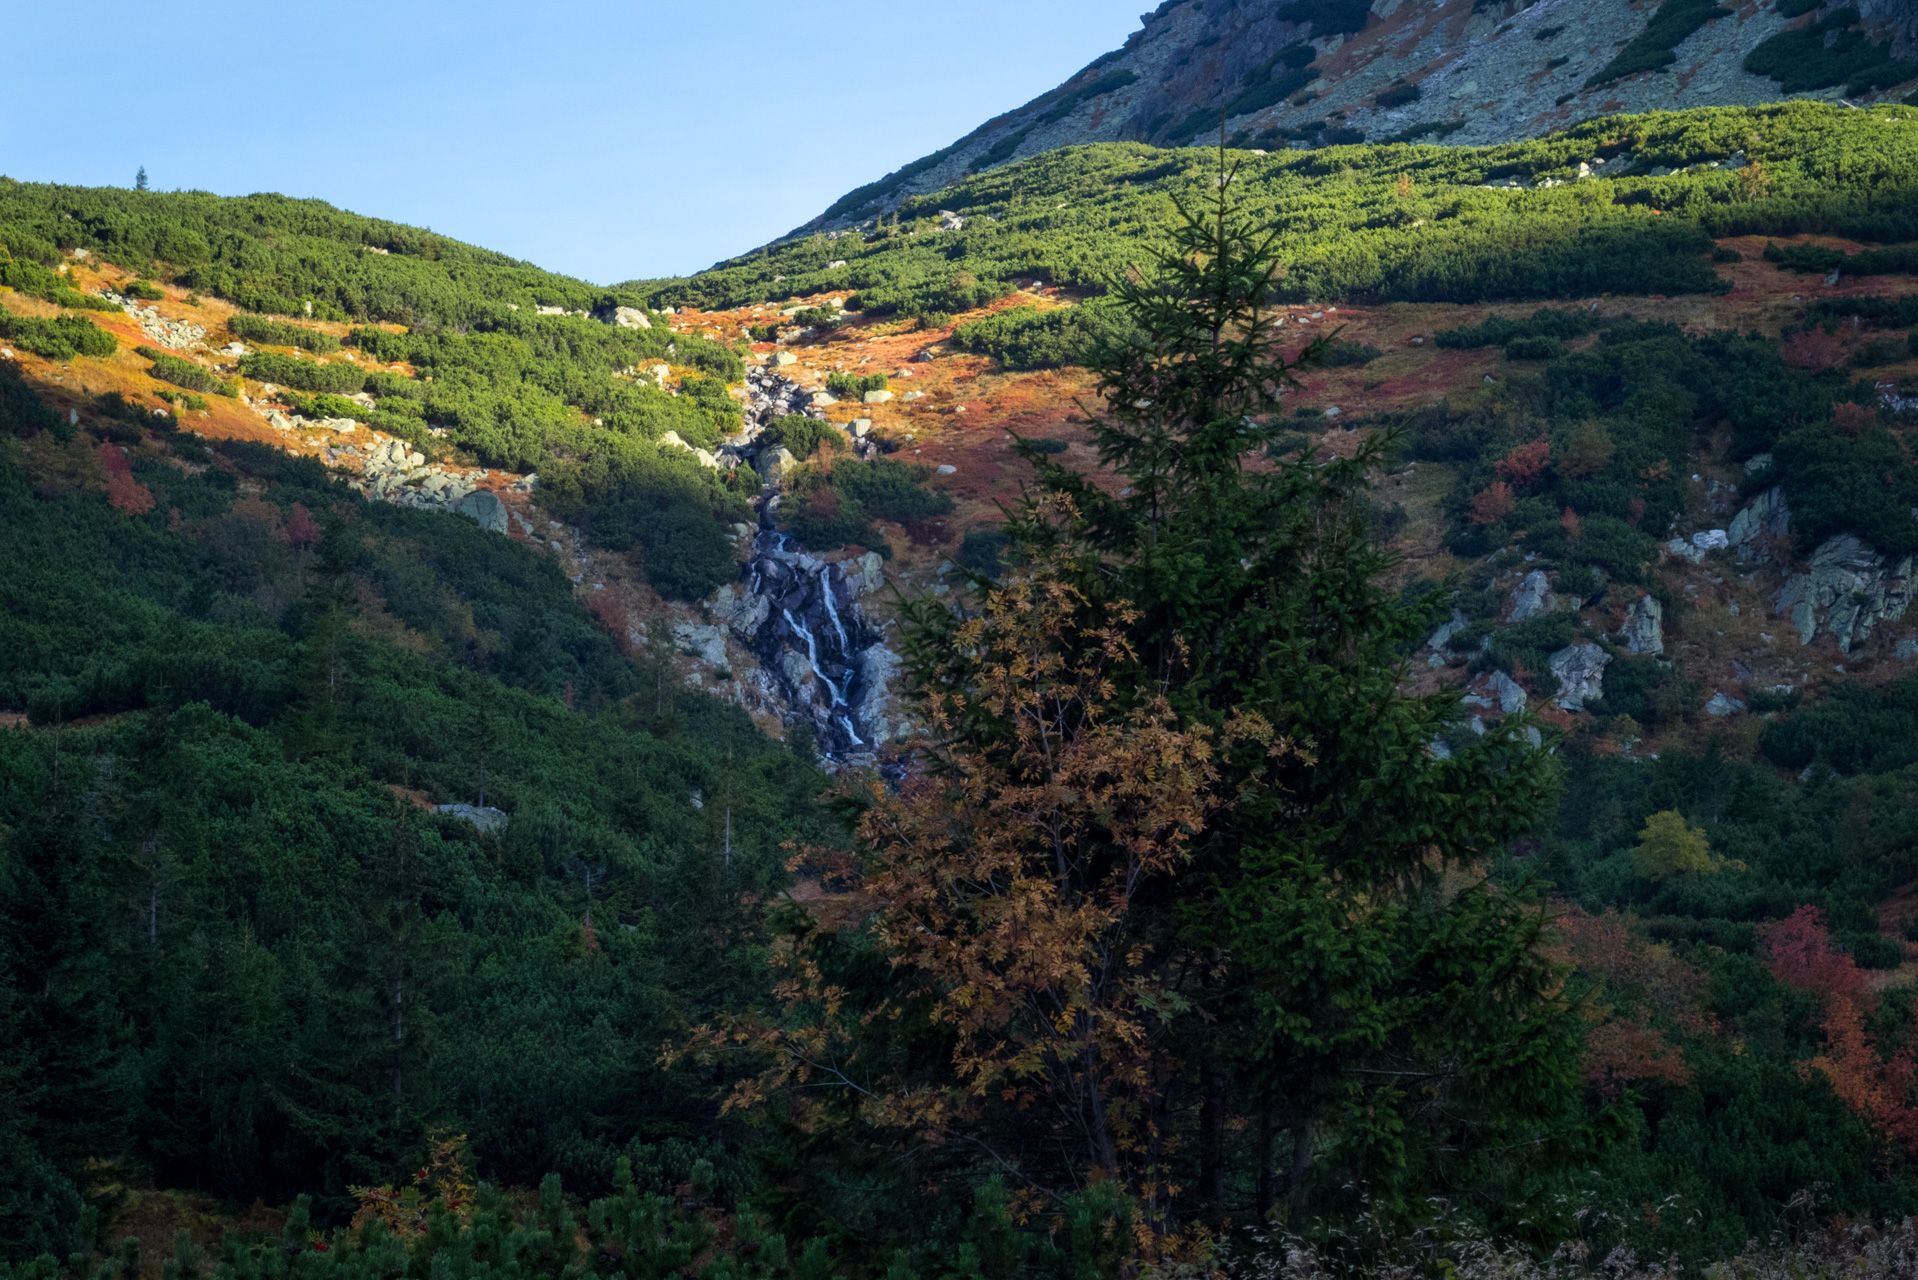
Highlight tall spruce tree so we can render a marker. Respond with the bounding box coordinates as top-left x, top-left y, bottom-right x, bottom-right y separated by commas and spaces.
684, 151, 1589, 1251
